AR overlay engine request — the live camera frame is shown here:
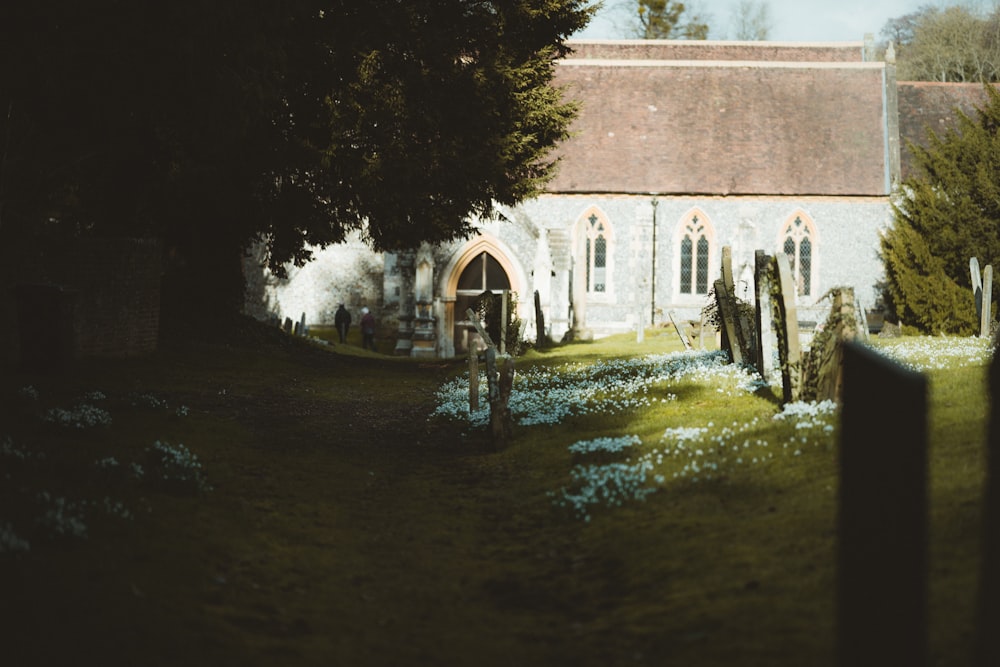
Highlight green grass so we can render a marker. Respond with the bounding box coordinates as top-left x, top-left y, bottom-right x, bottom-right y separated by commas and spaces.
0, 322, 991, 667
